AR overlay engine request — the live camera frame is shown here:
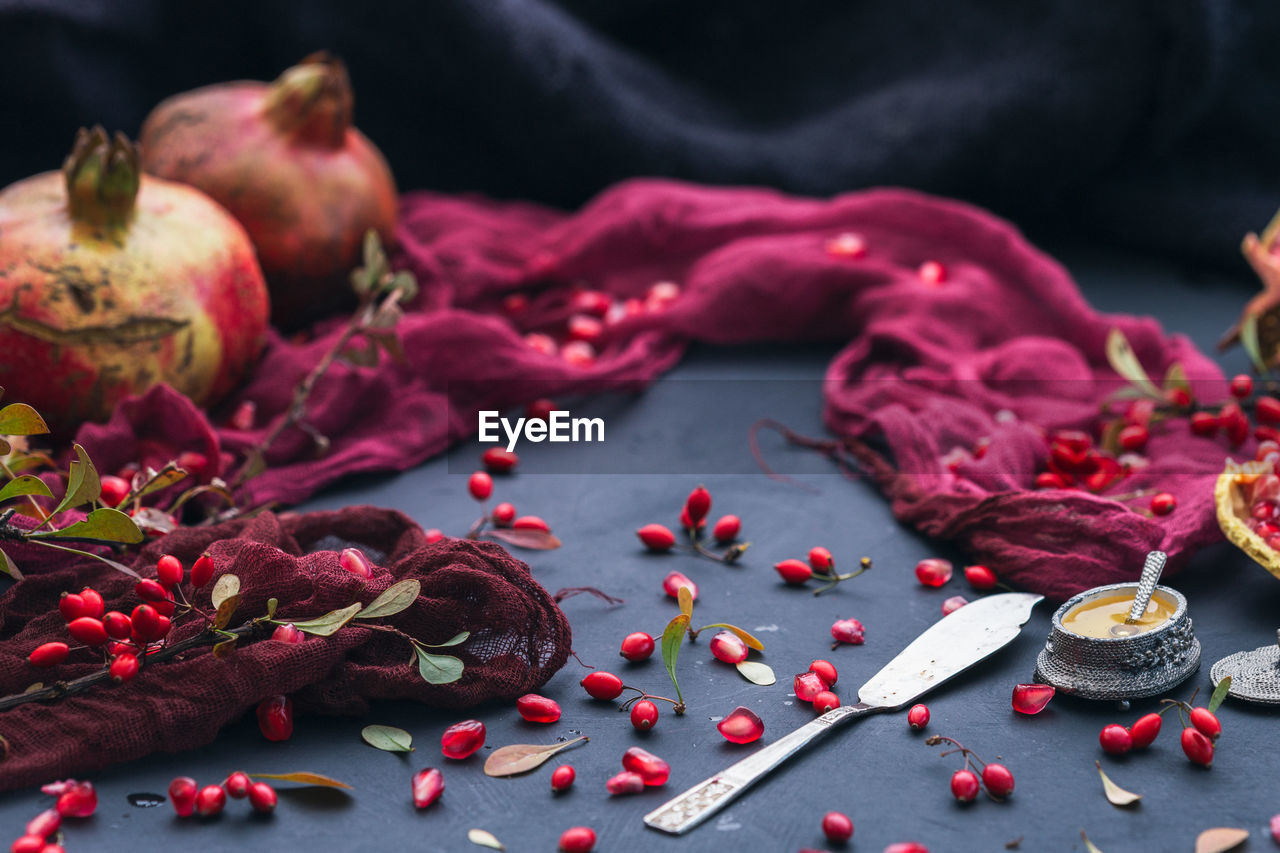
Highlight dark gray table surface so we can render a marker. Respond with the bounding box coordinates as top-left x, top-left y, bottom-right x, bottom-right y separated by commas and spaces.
3, 243, 1278, 852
